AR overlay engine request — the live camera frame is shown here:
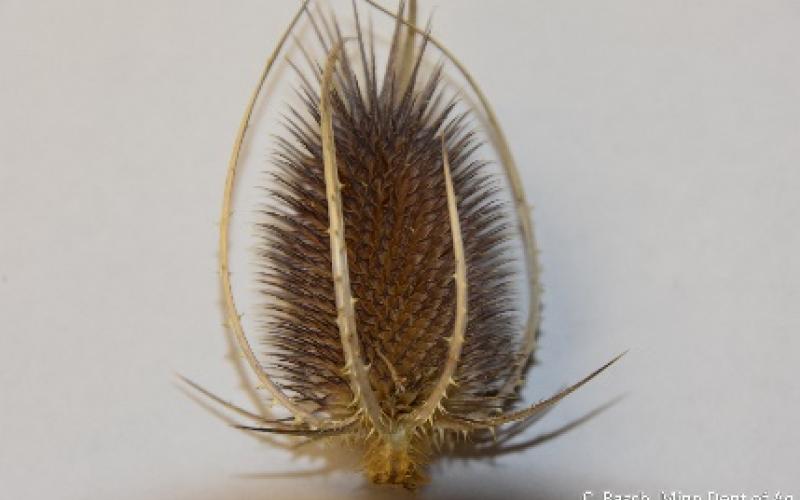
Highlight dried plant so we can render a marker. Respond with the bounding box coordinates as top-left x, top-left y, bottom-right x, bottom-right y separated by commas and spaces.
185, 0, 623, 490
